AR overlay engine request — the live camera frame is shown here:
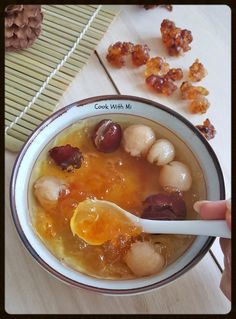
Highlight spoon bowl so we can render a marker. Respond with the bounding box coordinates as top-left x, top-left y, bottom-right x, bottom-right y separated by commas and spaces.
72, 199, 231, 240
